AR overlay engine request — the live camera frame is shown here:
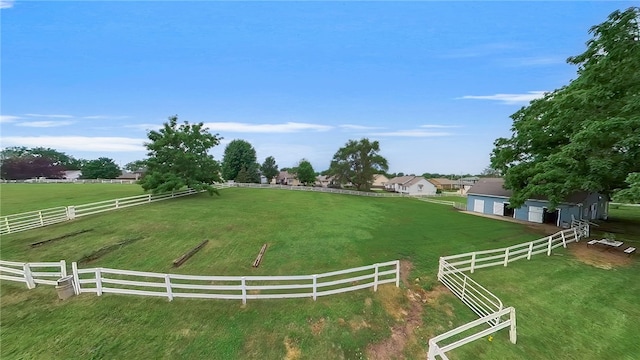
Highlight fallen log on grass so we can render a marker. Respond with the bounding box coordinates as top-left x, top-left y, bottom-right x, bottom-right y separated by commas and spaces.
30, 229, 93, 247
173, 240, 209, 267
77, 236, 143, 264
252, 243, 268, 268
